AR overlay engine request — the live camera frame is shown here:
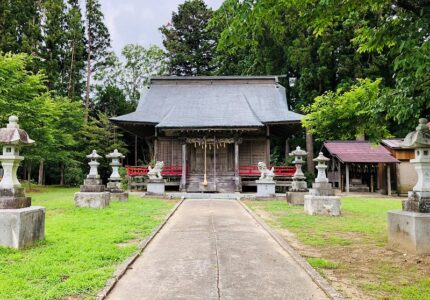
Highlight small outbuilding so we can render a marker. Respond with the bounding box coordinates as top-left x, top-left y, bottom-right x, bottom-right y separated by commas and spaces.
322, 141, 399, 195
381, 139, 416, 195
